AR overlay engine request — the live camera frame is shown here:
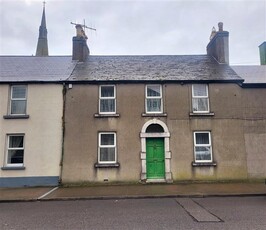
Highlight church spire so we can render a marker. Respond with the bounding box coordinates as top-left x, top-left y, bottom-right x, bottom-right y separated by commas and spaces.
36, 2, 48, 56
